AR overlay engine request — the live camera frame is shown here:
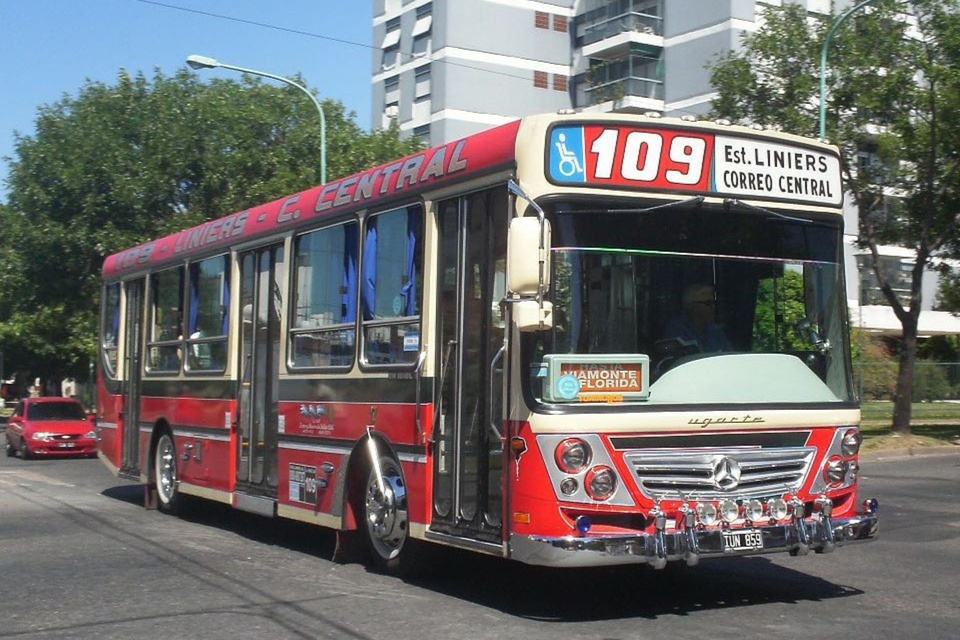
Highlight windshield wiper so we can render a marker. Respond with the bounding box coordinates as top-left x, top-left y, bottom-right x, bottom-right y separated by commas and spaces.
723, 198, 834, 227
571, 195, 705, 215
